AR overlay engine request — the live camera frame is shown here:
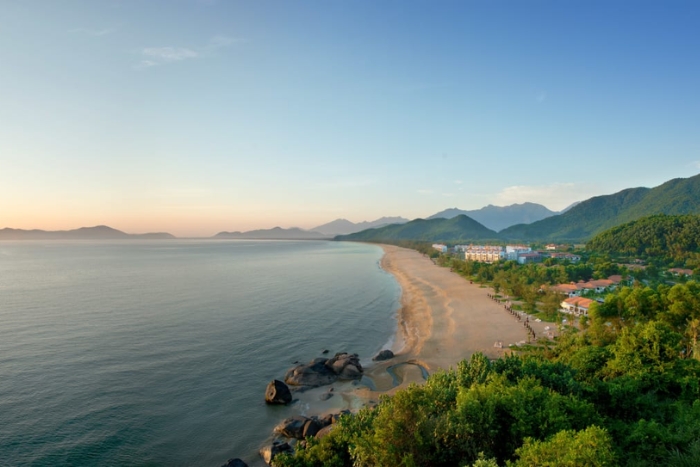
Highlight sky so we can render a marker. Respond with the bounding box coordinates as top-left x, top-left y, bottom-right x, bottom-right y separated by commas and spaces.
1, 0, 699, 237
